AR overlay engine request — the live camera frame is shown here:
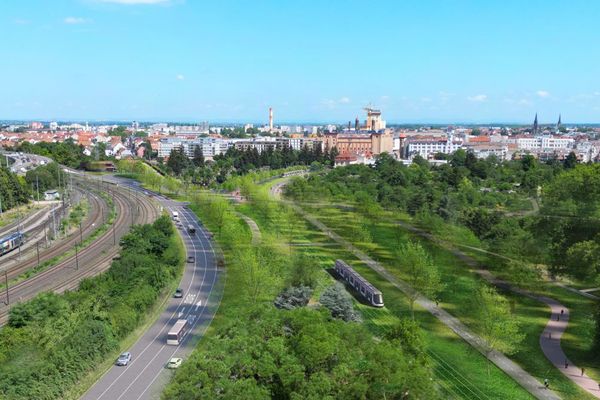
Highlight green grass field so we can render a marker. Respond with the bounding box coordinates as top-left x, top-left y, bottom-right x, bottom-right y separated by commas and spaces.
291, 200, 596, 400
236, 195, 535, 400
